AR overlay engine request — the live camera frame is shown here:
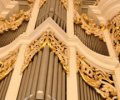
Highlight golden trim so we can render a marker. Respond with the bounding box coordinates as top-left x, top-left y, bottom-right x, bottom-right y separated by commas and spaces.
0, 0, 46, 34
0, 49, 18, 81
22, 30, 69, 73
77, 53, 118, 100
74, 11, 106, 41
61, 0, 67, 9
108, 13, 120, 57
